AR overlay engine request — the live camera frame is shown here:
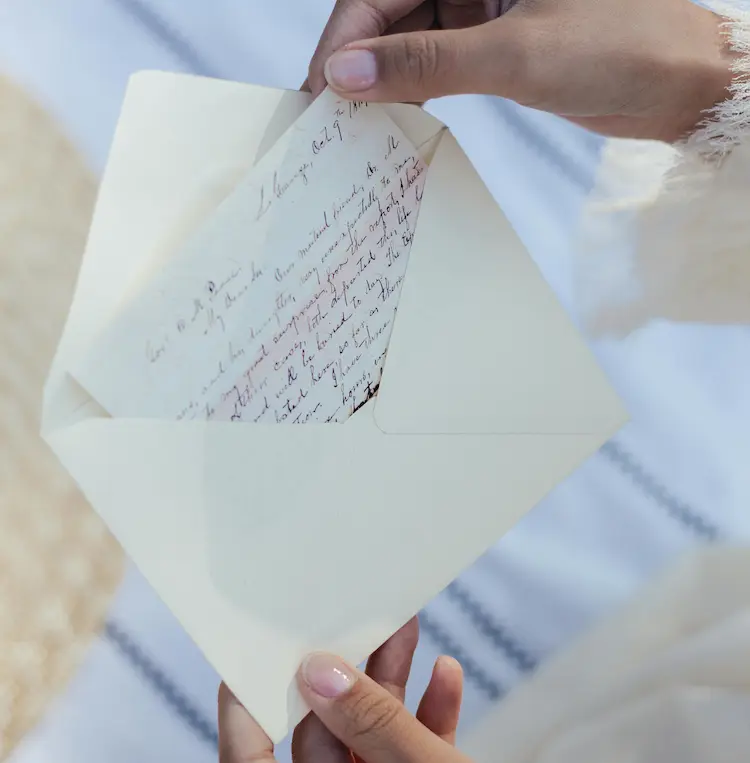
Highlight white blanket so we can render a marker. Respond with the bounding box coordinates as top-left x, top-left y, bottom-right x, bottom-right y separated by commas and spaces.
1, 2, 747, 762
